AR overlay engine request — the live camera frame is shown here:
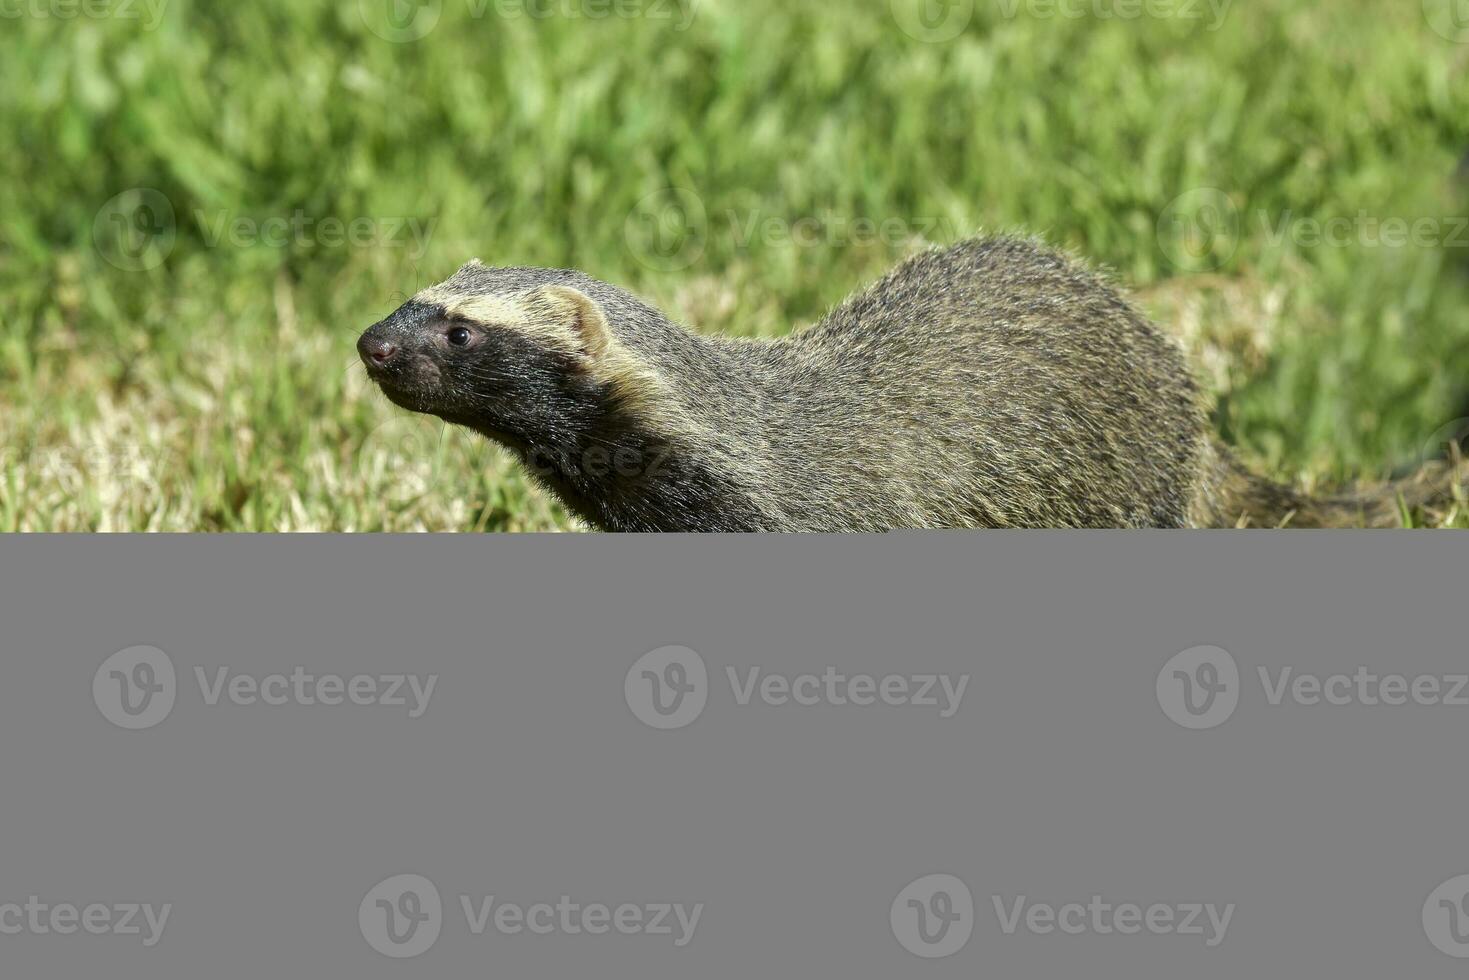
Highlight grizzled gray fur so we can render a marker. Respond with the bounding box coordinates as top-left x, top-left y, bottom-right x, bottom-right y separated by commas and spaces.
358, 236, 1464, 530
